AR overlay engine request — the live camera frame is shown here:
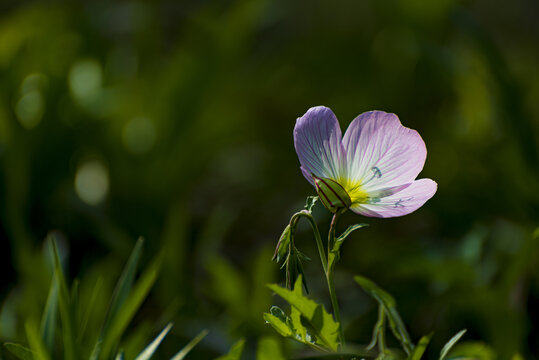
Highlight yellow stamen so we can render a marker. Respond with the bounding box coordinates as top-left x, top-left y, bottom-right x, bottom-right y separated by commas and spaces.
336, 177, 369, 205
